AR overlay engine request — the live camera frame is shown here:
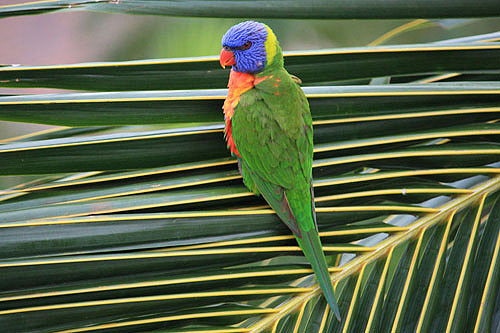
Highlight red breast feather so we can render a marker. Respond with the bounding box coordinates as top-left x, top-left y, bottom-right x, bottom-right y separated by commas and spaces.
223, 70, 257, 158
